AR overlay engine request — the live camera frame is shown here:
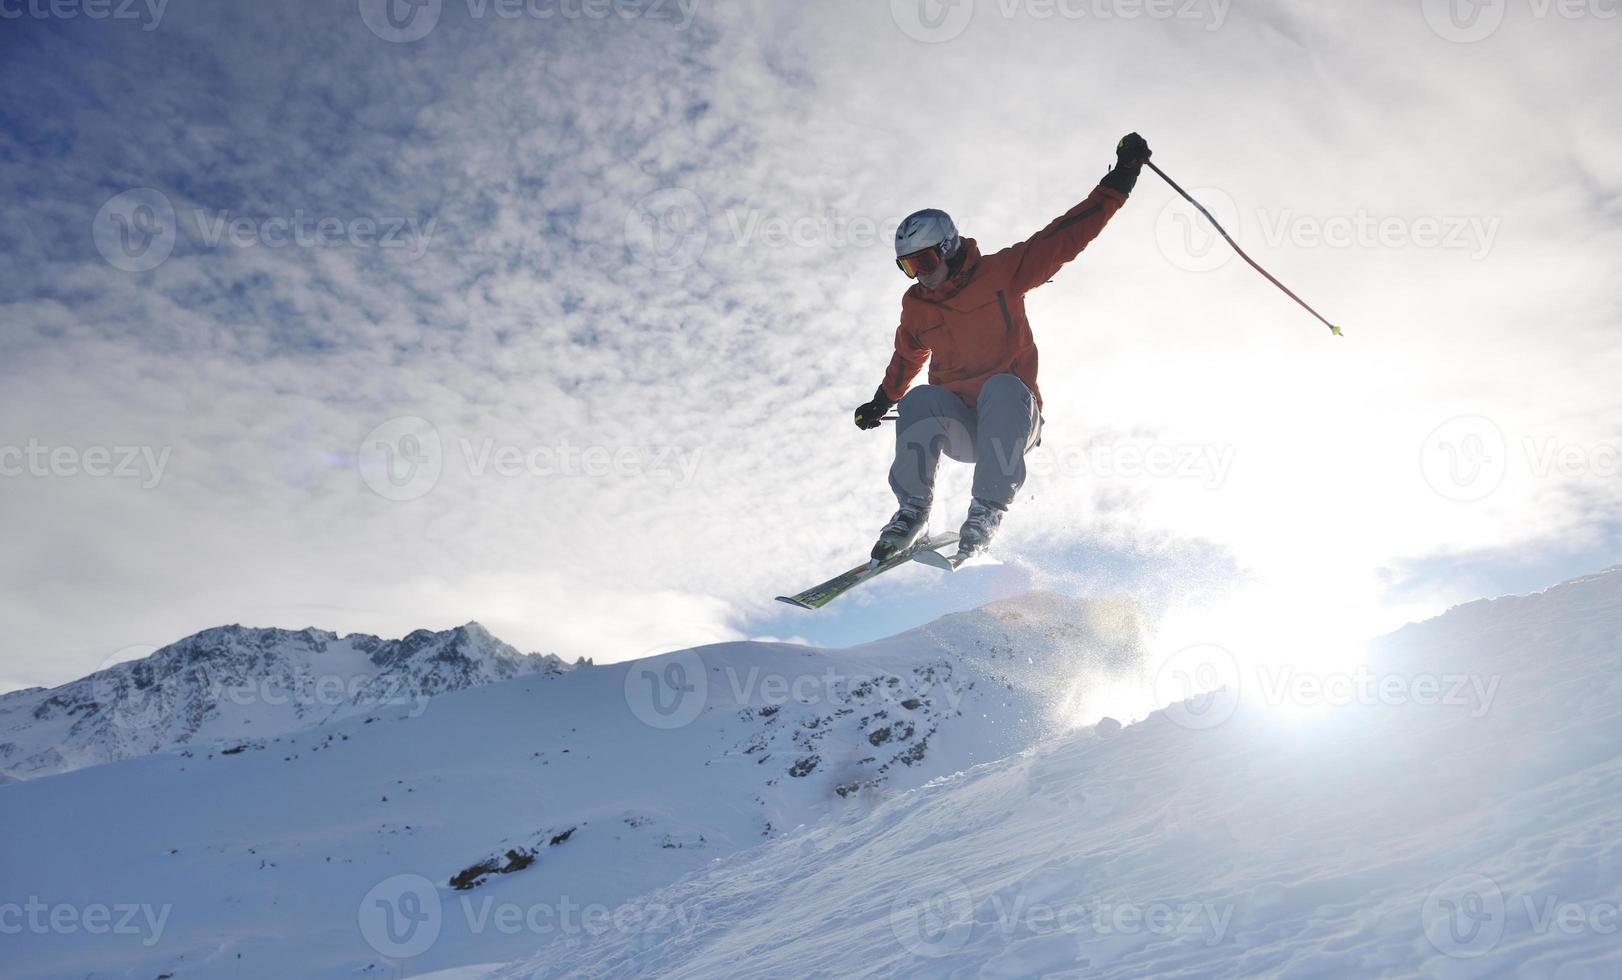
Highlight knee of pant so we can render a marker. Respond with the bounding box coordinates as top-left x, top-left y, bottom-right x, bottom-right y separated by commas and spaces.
900, 384, 941, 408
899, 384, 954, 419
981, 374, 1031, 403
